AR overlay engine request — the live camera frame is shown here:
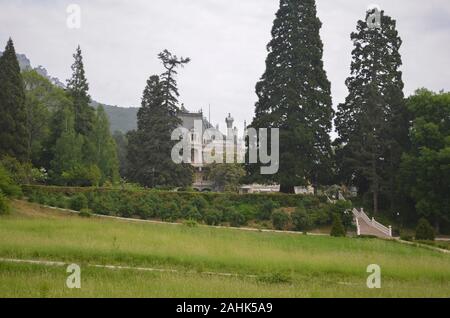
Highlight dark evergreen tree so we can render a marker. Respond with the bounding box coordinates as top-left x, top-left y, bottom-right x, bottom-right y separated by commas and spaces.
334, 9, 408, 214
66, 46, 95, 136
0, 38, 28, 161
247, 0, 334, 193
158, 49, 190, 111
113, 131, 128, 178
127, 75, 192, 187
